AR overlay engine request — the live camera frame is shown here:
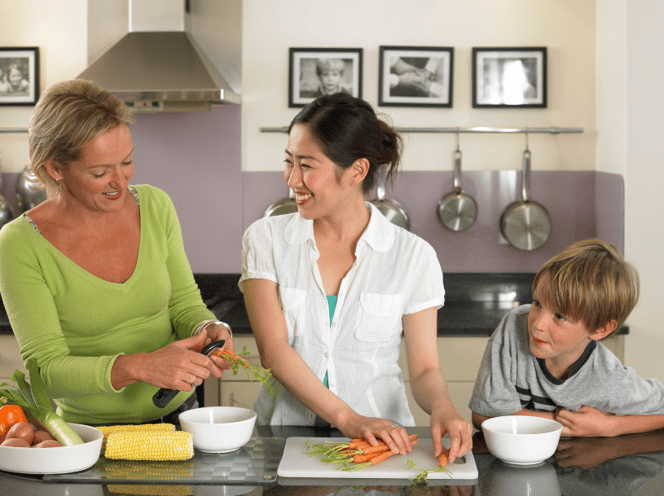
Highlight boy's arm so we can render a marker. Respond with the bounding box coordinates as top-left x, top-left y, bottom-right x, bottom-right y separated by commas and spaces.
557, 406, 664, 437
